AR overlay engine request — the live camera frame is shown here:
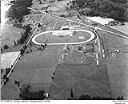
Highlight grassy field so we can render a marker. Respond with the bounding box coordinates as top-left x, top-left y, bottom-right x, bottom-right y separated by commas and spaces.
1, 25, 24, 47
1, 45, 63, 99
107, 51, 128, 99
1, 12, 128, 99
34, 31, 91, 44
111, 23, 128, 35
97, 30, 128, 99
1, 80, 20, 100
1, 51, 20, 69
49, 63, 111, 99
1, 39, 113, 100
80, 16, 128, 37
